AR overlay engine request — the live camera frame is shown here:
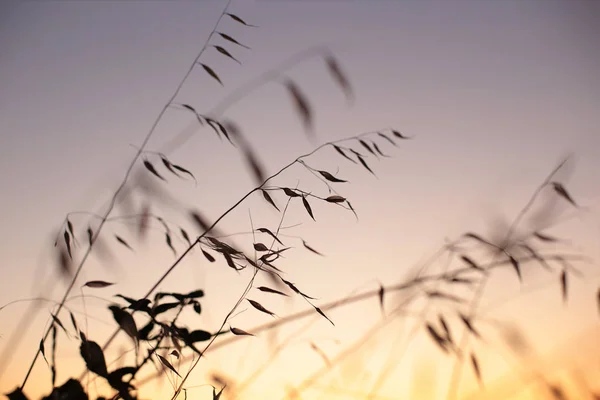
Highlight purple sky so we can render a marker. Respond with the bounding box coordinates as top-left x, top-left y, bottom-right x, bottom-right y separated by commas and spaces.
1, 1, 599, 398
